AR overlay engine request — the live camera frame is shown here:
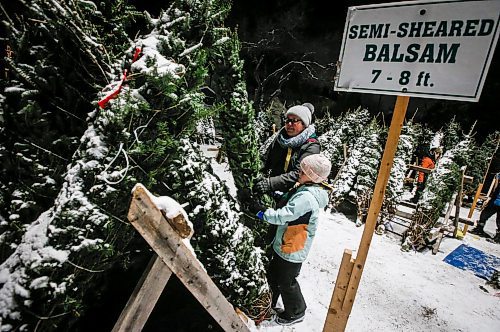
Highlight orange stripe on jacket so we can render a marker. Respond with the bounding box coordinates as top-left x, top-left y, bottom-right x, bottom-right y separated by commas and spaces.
281, 224, 308, 254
